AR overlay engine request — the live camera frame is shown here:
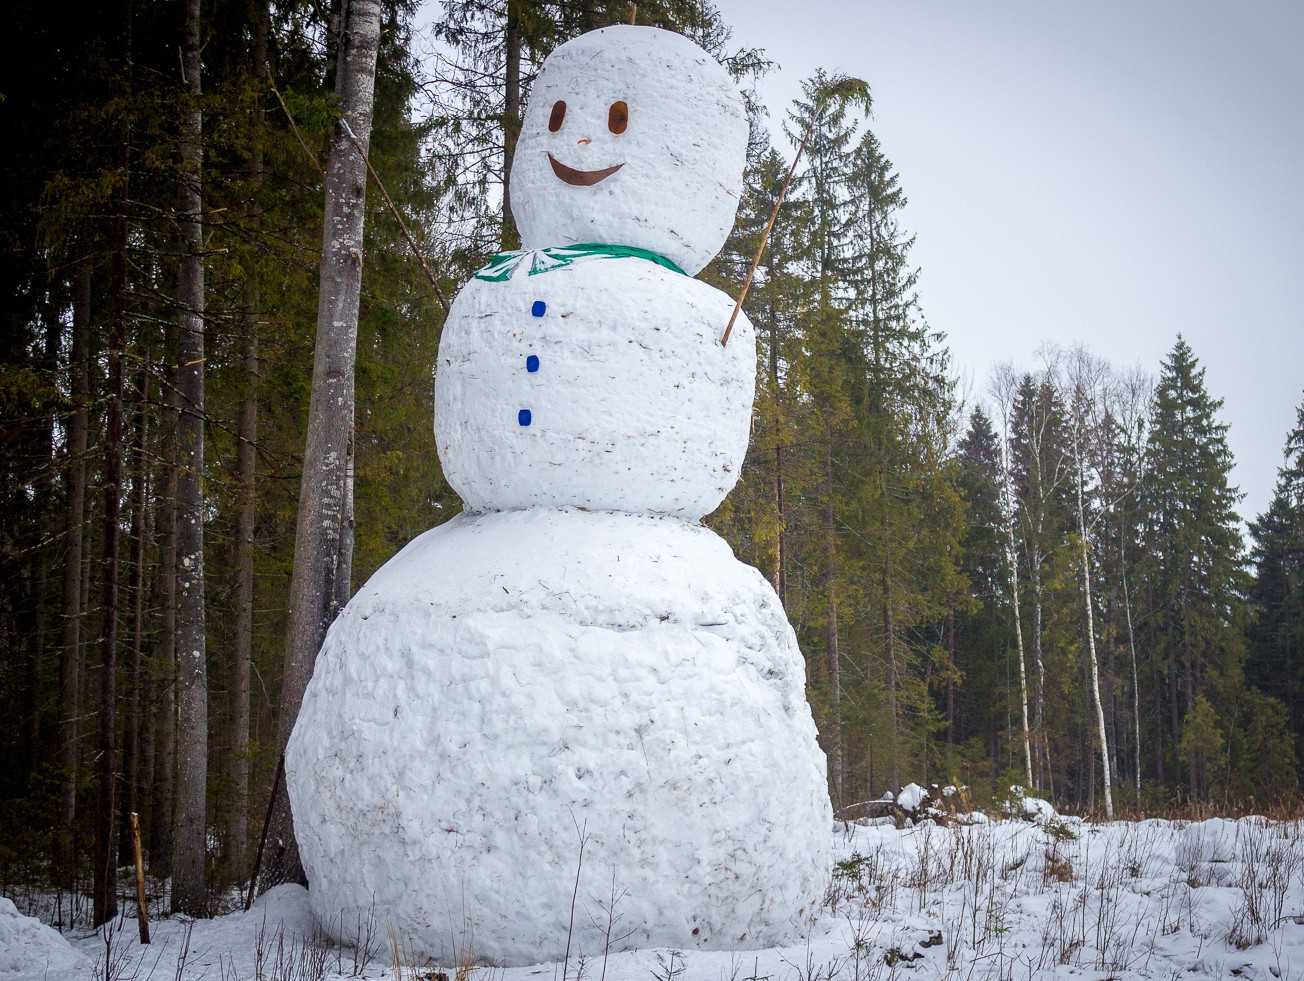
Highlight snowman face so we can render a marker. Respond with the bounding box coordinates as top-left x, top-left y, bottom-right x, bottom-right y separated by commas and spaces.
511, 26, 748, 277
